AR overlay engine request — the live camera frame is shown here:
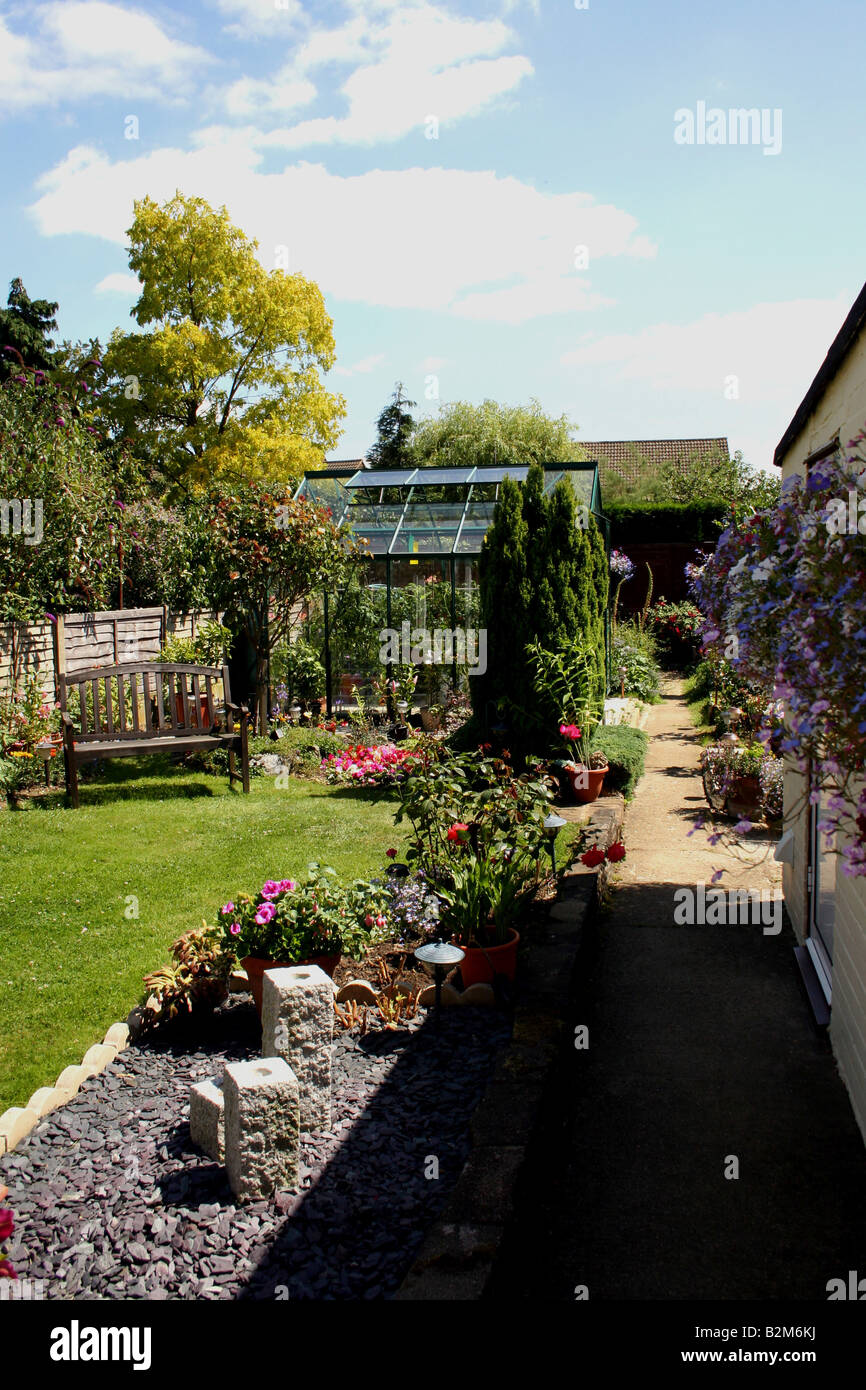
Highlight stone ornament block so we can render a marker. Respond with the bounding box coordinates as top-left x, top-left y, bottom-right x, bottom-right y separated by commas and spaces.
224, 1058, 300, 1202
261, 965, 334, 1131
189, 1076, 225, 1162
54, 1065, 91, 1100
